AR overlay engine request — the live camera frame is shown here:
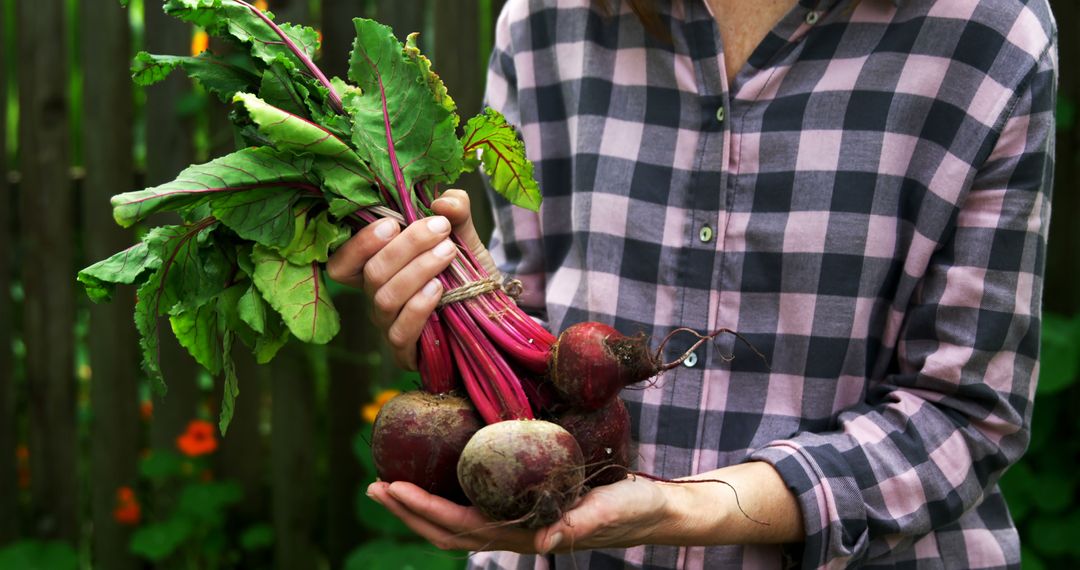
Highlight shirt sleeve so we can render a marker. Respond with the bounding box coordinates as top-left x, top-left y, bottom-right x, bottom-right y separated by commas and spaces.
483, 1, 549, 323
748, 41, 1057, 569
